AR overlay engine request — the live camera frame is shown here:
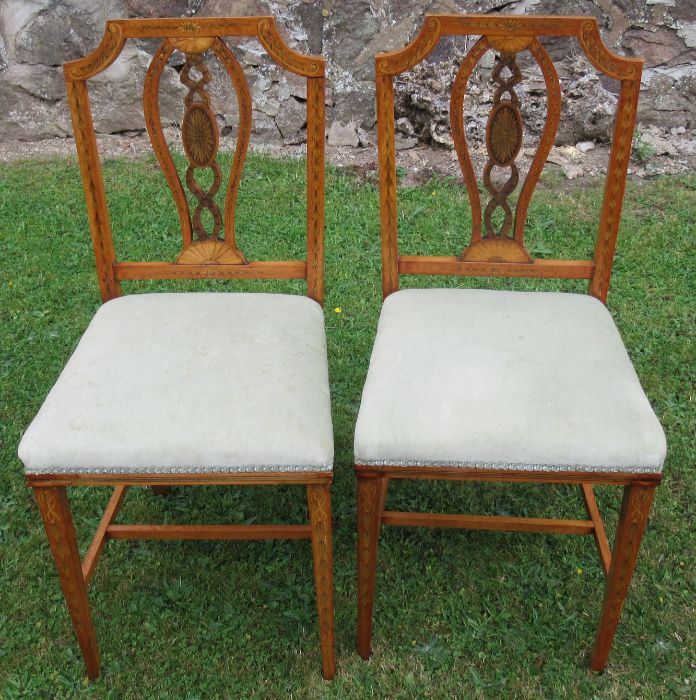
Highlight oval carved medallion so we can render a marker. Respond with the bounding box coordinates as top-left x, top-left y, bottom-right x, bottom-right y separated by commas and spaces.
487, 101, 522, 165
182, 103, 218, 167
